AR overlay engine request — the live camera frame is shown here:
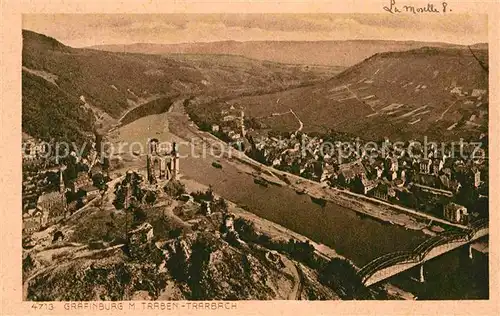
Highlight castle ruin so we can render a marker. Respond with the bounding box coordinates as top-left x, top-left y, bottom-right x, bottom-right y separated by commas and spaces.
146, 138, 180, 184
